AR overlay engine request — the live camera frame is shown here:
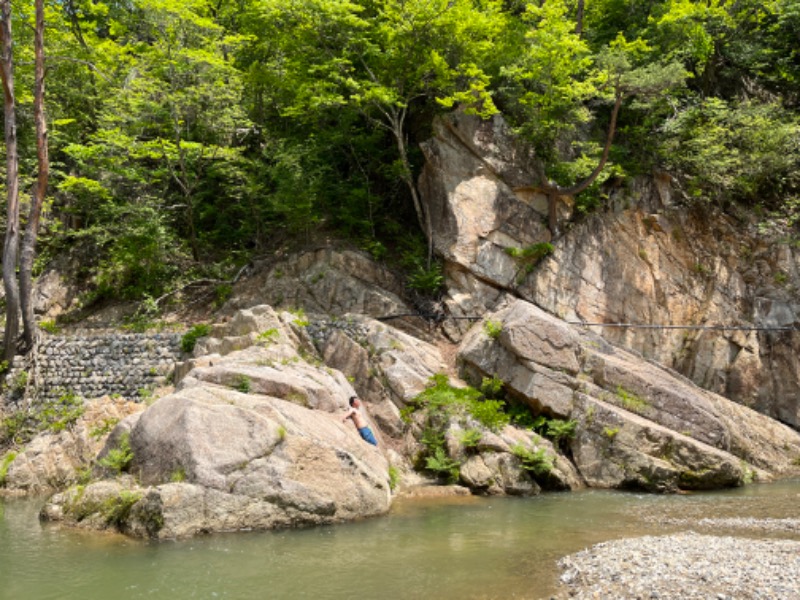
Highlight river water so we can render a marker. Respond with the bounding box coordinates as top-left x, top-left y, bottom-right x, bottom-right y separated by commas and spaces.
1, 480, 799, 600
